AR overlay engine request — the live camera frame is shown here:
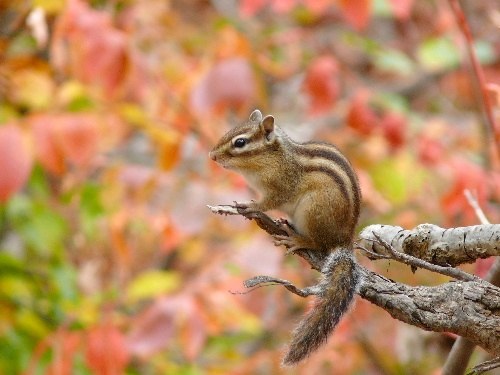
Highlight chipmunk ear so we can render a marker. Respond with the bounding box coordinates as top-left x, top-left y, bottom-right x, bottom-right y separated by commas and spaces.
261, 115, 275, 141
249, 109, 263, 122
